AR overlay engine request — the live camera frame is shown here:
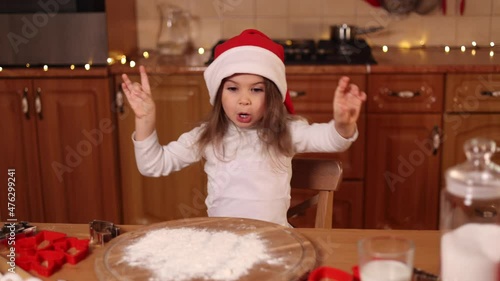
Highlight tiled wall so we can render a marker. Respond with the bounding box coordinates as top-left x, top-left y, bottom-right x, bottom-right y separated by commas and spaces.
136, 0, 500, 51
